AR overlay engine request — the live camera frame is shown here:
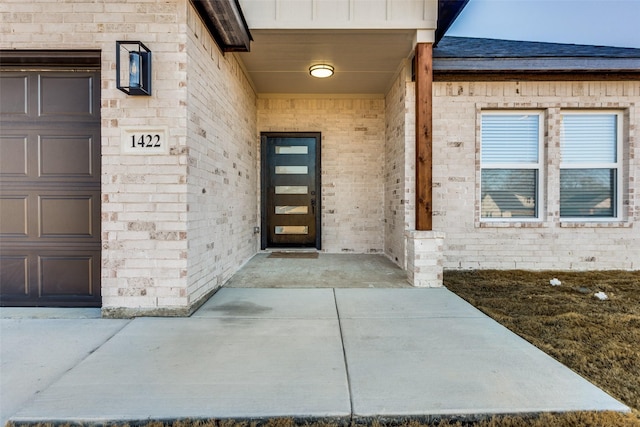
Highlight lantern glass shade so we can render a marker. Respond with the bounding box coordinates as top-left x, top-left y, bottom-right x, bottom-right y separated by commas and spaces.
116, 41, 152, 96
129, 51, 142, 88
309, 64, 334, 78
